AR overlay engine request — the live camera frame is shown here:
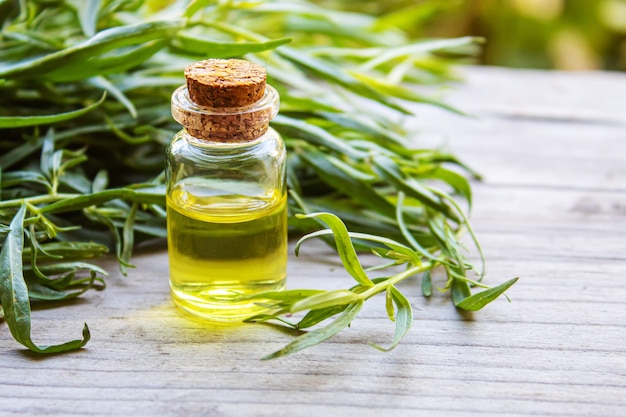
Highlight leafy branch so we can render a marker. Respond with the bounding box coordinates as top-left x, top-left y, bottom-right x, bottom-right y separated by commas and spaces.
245, 210, 517, 359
